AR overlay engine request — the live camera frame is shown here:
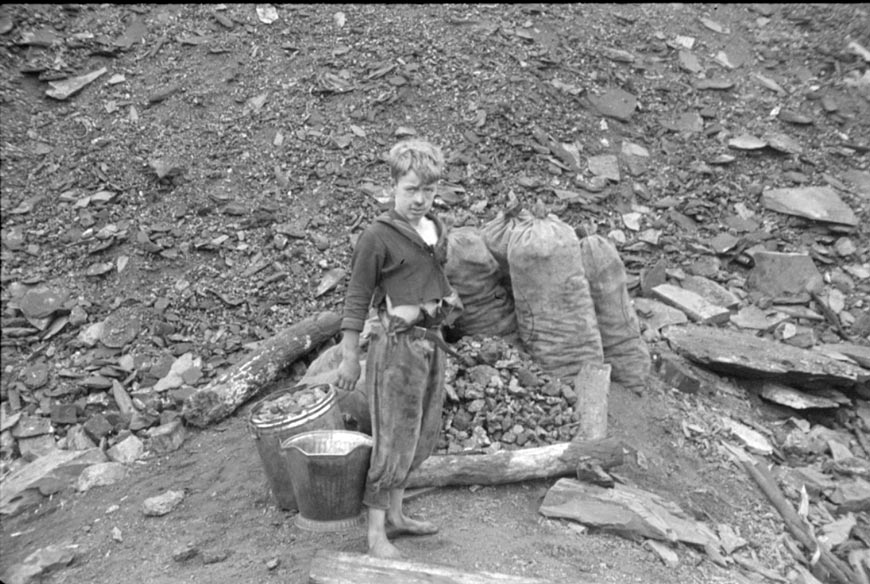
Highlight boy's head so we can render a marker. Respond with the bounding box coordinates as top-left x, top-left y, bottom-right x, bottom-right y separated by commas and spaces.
387, 139, 444, 186
387, 140, 444, 224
